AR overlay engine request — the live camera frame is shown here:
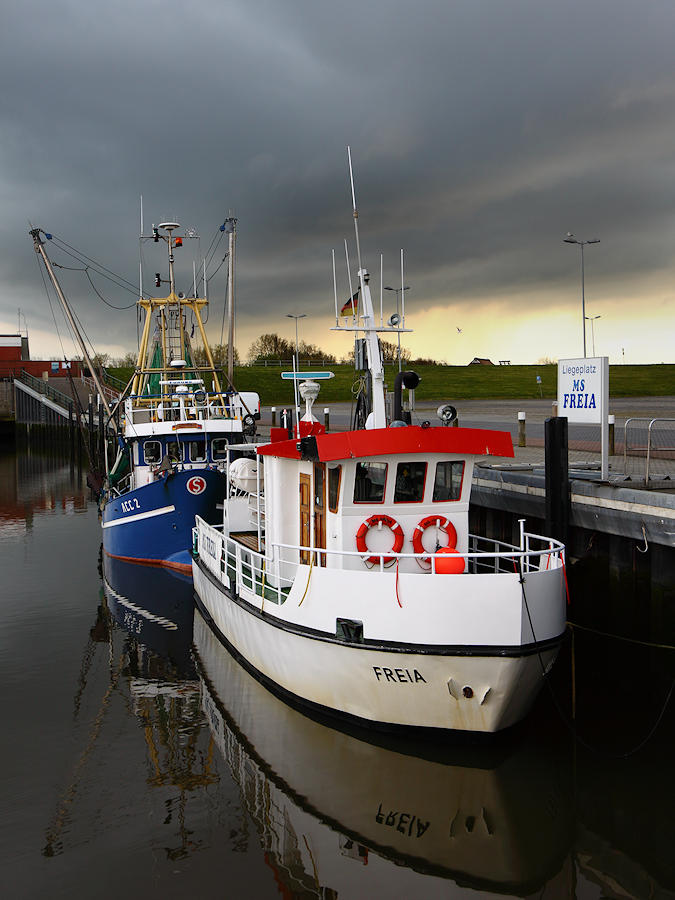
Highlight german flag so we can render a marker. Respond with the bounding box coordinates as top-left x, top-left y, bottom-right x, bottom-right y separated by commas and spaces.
340, 289, 359, 316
